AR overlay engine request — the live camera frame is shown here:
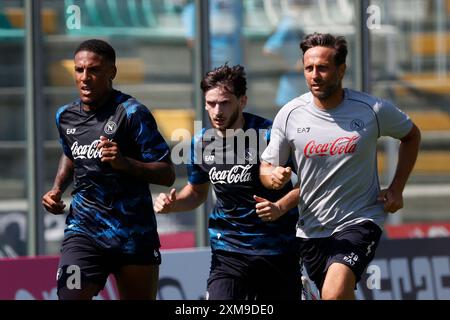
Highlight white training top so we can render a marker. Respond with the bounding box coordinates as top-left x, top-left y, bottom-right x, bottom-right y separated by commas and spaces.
261, 88, 413, 238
